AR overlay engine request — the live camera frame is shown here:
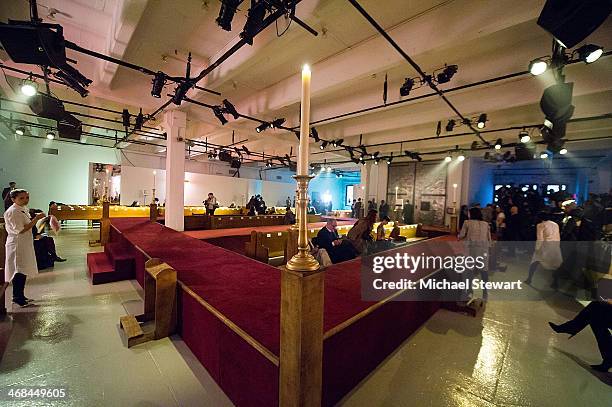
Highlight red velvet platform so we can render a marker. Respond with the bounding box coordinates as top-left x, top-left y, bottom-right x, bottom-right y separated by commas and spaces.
108, 218, 442, 406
